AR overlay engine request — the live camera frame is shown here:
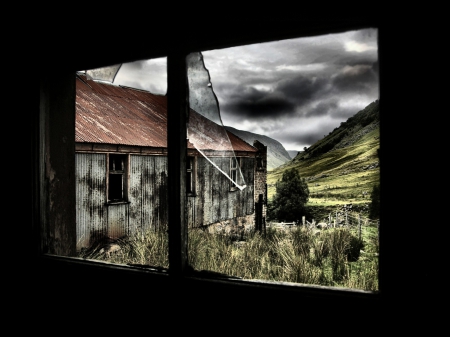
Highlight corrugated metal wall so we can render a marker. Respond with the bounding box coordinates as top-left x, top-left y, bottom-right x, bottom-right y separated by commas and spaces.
107, 203, 129, 238
76, 153, 107, 250
129, 155, 168, 234
76, 152, 254, 249
188, 156, 254, 228
76, 153, 169, 251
